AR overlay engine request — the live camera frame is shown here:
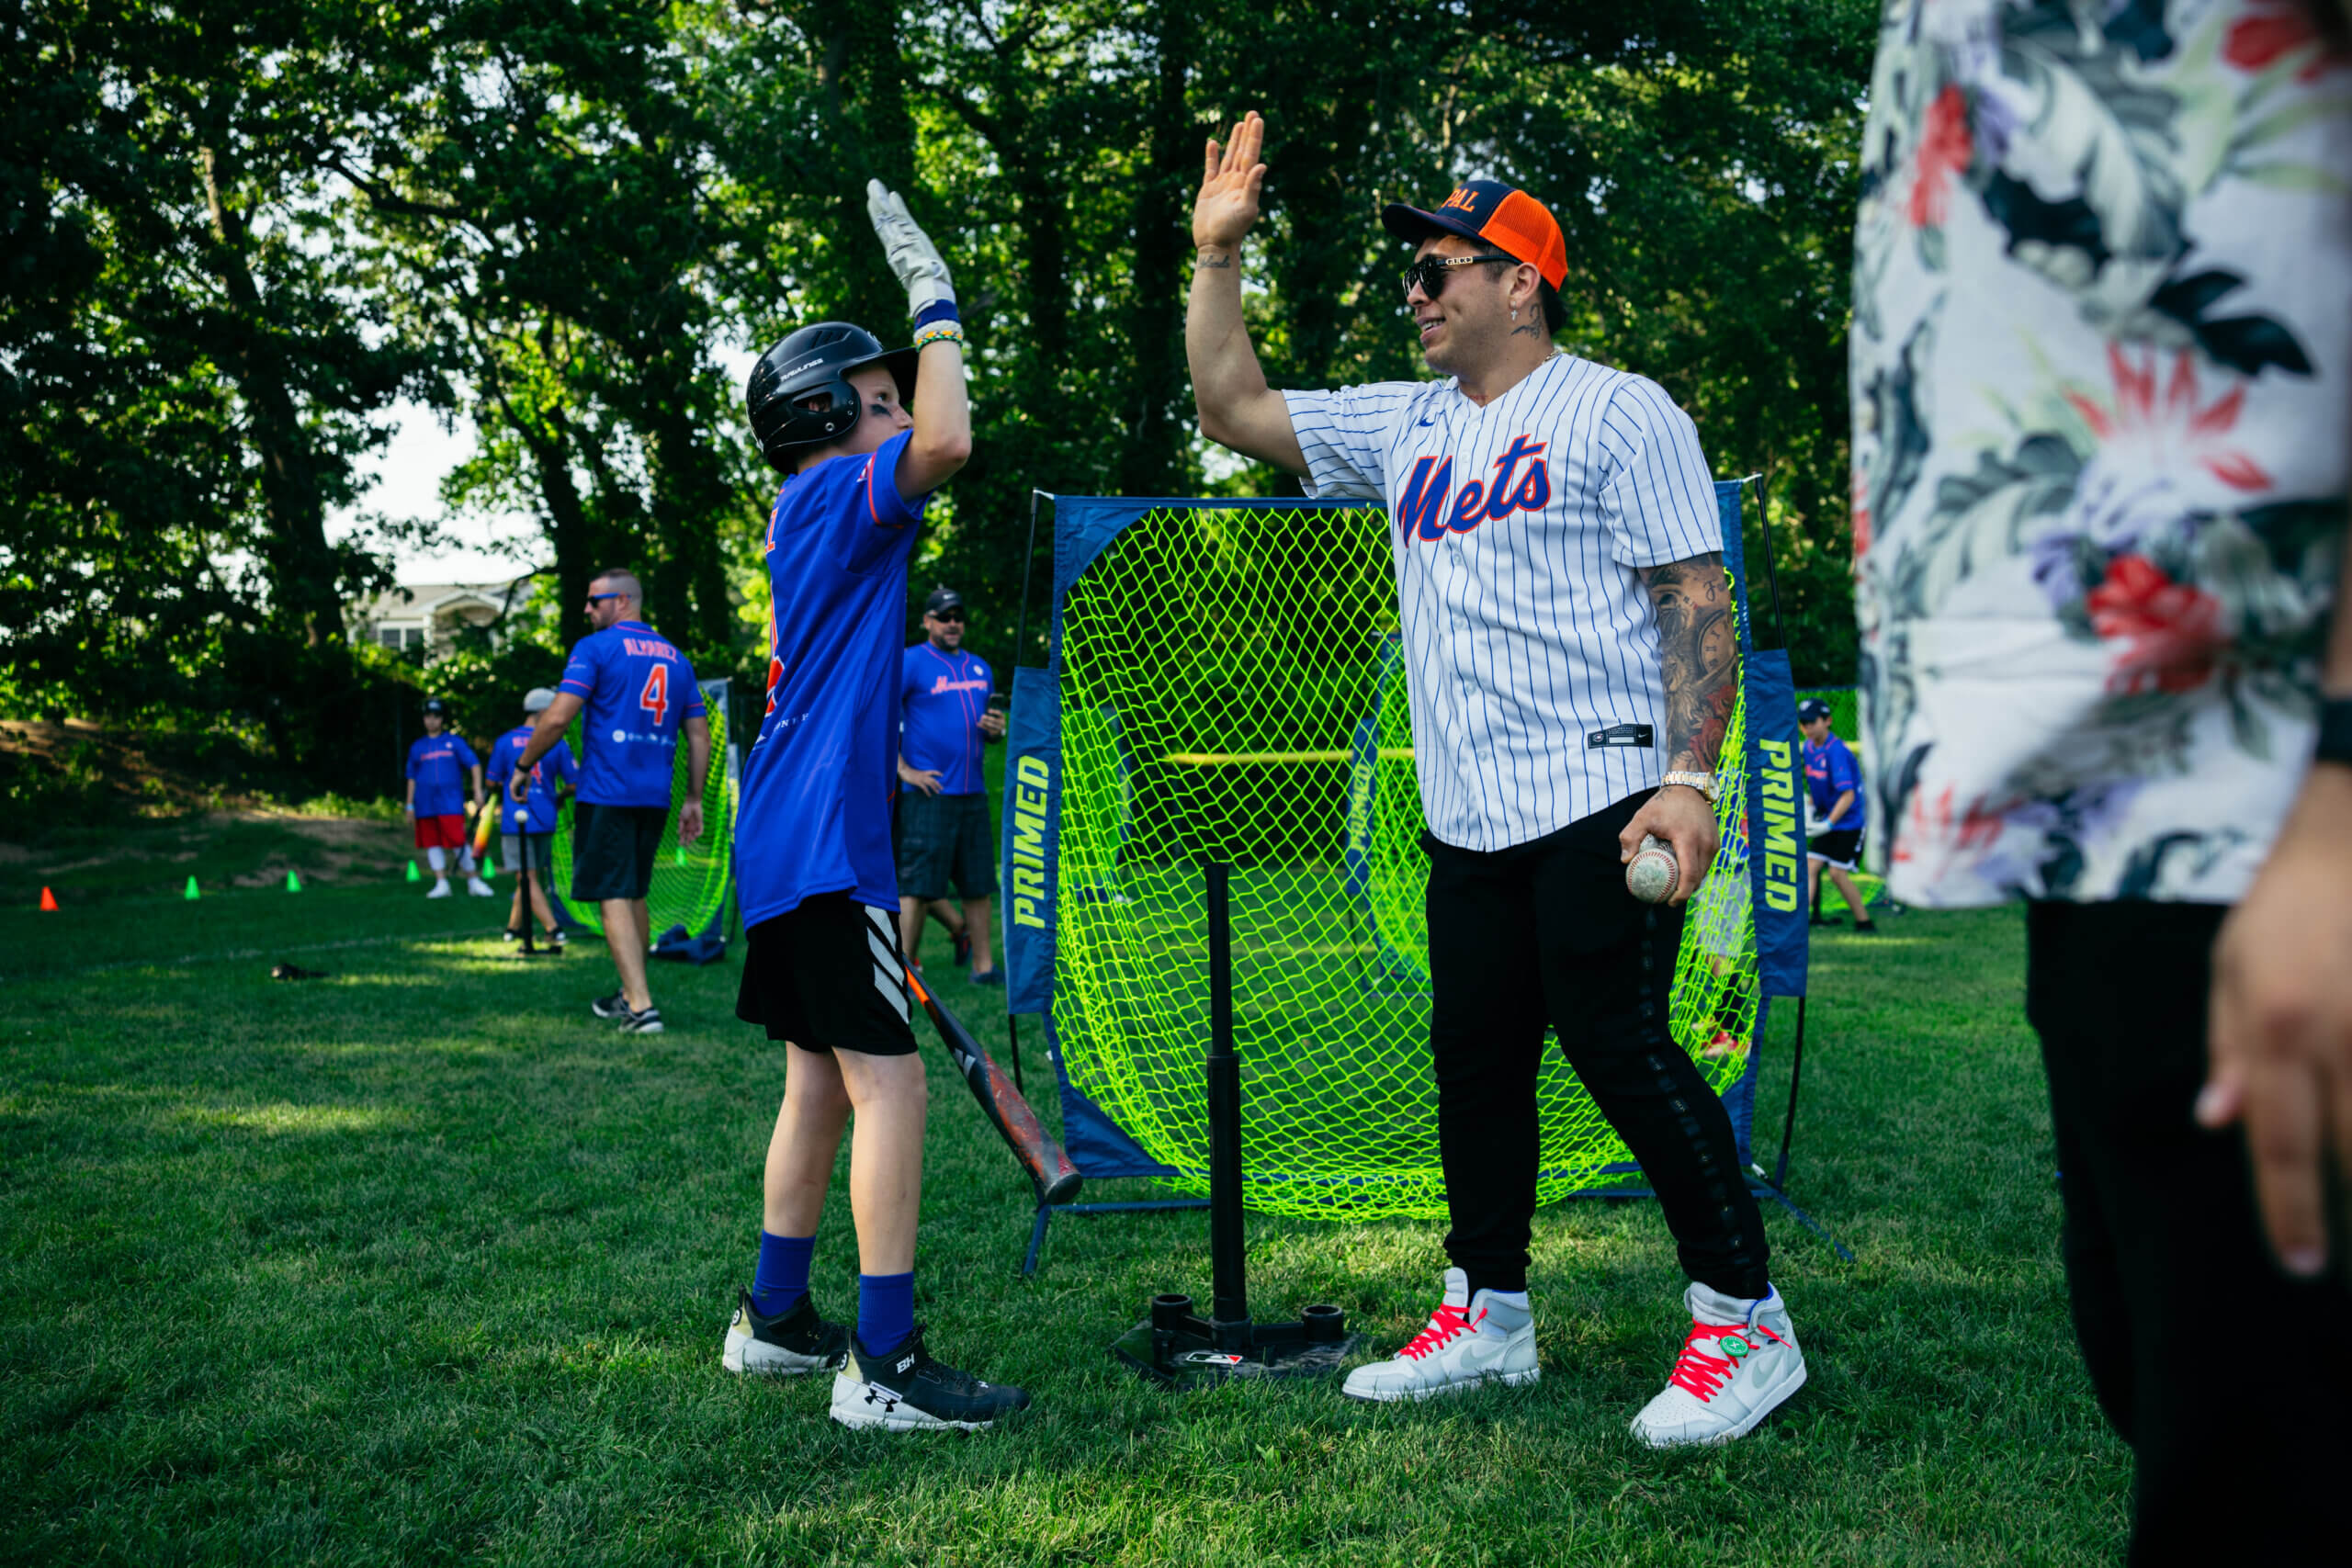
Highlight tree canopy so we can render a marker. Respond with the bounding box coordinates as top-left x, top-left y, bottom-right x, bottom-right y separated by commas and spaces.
3, 0, 1873, 792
